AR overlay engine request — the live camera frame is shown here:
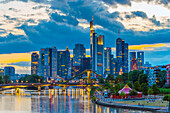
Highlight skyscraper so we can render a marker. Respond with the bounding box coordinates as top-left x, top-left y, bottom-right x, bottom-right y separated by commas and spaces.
131, 53, 138, 71
90, 16, 105, 76
92, 32, 97, 77
116, 30, 128, 74
39, 47, 57, 78
130, 52, 136, 70
90, 15, 95, 58
31, 52, 39, 75
97, 35, 105, 75
104, 47, 112, 74
57, 47, 70, 78
73, 44, 86, 66
4, 66, 15, 76
137, 51, 144, 70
